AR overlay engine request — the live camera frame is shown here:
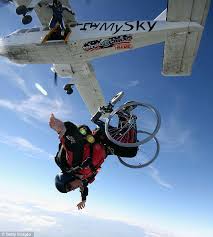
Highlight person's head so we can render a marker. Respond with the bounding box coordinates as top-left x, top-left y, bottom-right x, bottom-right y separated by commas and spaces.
53, 0, 58, 6
55, 173, 83, 193
56, 1, 62, 7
